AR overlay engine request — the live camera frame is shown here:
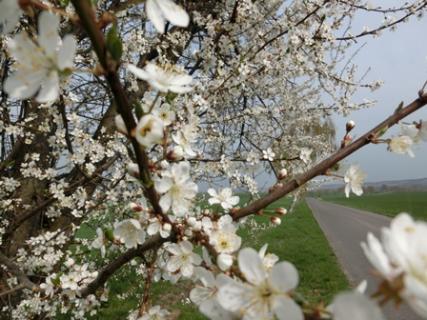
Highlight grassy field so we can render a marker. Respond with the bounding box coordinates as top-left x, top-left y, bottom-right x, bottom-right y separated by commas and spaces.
75, 197, 348, 319
320, 191, 427, 220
